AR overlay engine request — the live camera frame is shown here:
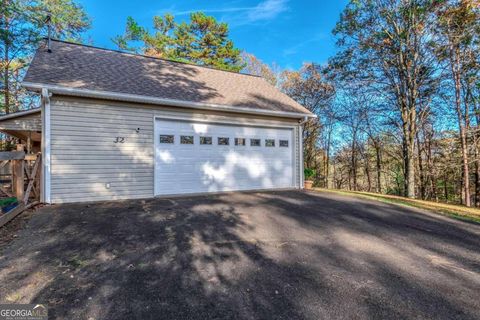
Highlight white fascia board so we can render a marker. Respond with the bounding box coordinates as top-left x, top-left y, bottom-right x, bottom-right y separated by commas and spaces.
22, 82, 316, 120
0, 108, 41, 121
299, 126, 305, 189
